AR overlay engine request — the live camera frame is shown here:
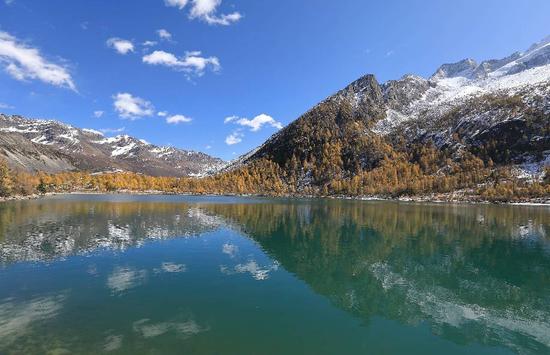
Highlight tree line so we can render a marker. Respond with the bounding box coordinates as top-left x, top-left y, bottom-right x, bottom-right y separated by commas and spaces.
1, 154, 548, 202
